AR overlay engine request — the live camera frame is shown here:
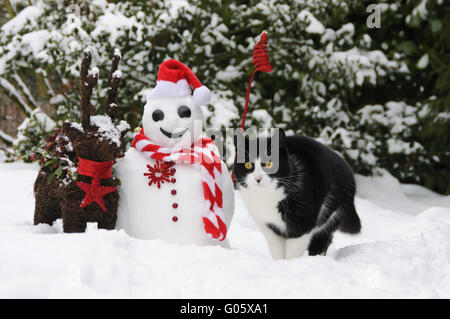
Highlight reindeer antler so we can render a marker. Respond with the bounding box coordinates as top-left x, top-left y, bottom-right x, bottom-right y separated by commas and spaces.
105, 49, 122, 120
80, 48, 99, 129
